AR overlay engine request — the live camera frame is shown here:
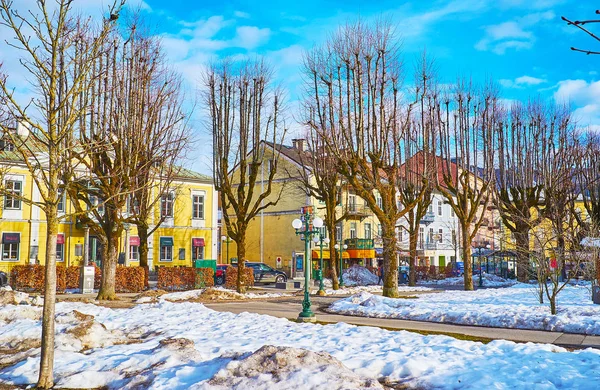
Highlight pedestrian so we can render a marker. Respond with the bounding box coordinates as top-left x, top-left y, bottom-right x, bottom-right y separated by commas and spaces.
378, 262, 384, 285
